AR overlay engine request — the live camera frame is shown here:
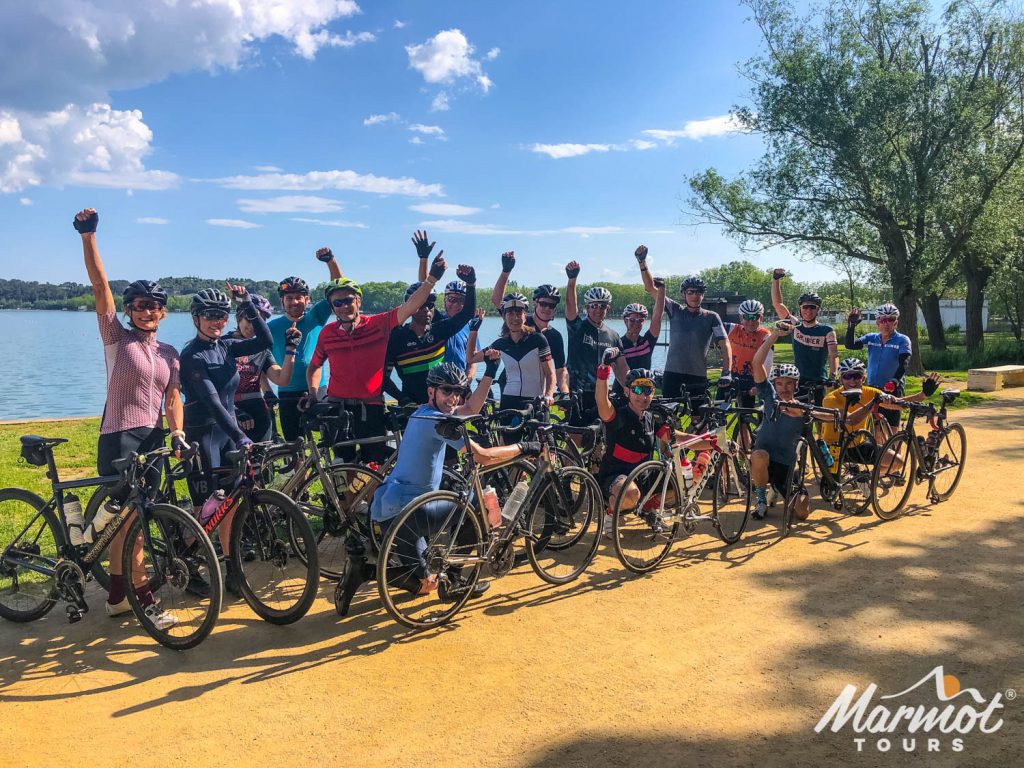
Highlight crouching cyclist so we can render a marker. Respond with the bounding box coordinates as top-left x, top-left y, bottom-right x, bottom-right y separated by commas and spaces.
370, 363, 543, 599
